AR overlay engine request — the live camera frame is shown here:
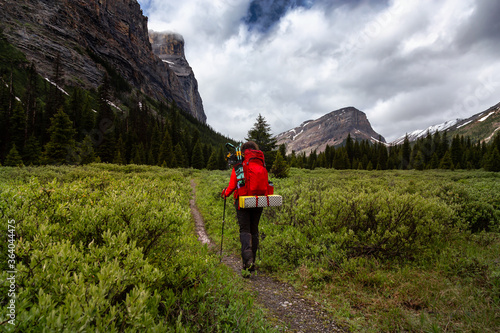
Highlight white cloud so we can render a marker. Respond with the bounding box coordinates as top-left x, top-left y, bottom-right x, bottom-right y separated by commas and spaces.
140, 0, 500, 142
